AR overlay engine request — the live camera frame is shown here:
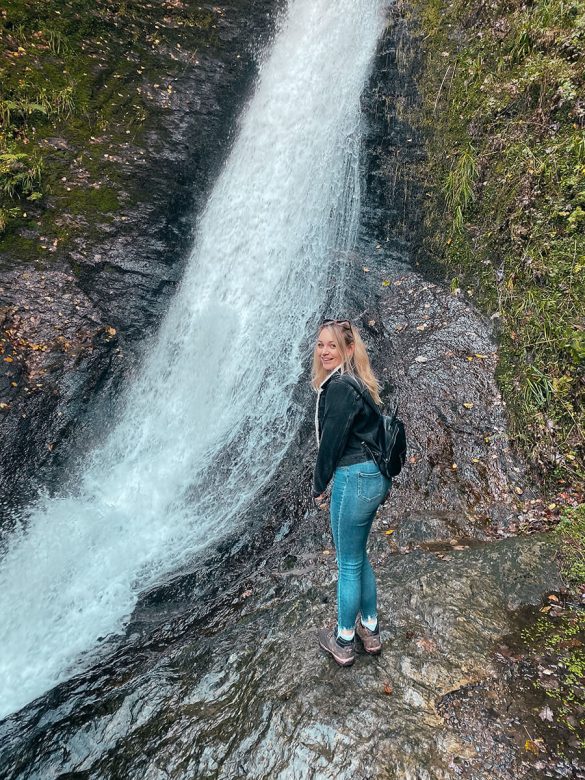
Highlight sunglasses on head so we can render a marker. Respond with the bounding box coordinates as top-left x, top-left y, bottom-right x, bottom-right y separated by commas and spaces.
322, 318, 352, 330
